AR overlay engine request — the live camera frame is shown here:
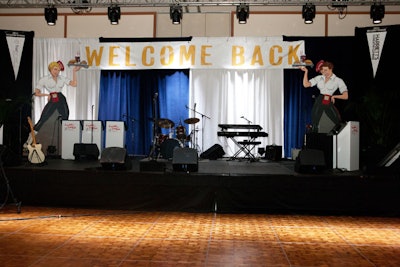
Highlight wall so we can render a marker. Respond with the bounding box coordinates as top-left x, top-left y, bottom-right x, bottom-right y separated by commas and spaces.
1, 6, 400, 38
